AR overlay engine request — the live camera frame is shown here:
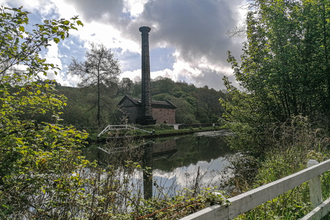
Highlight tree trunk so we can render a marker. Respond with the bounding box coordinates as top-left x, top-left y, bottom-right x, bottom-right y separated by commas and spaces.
97, 68, 101, 127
